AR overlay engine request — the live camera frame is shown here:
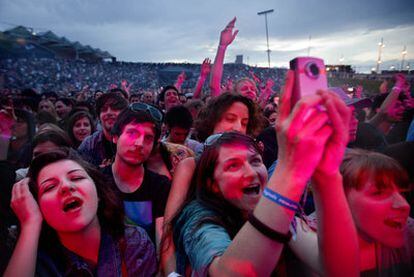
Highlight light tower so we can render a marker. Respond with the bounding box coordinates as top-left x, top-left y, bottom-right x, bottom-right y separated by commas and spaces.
376, 38, 385, 73
401, 46, 407, 71
257, 9, 274, 68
